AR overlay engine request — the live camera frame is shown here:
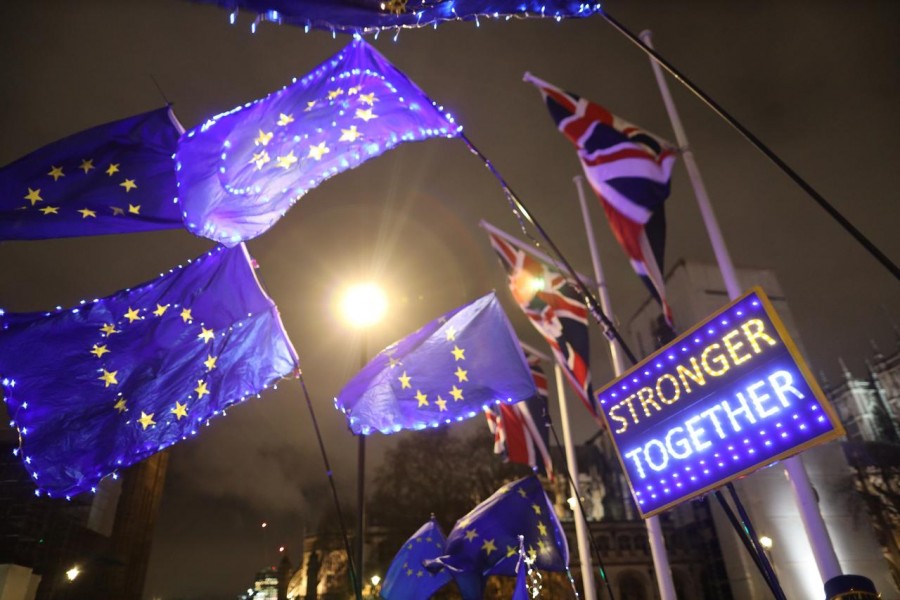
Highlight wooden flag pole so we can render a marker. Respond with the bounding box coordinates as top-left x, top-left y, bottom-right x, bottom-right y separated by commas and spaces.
572, 175, 677, 600
602, 12, 899, 282
640, 28, 844, 588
